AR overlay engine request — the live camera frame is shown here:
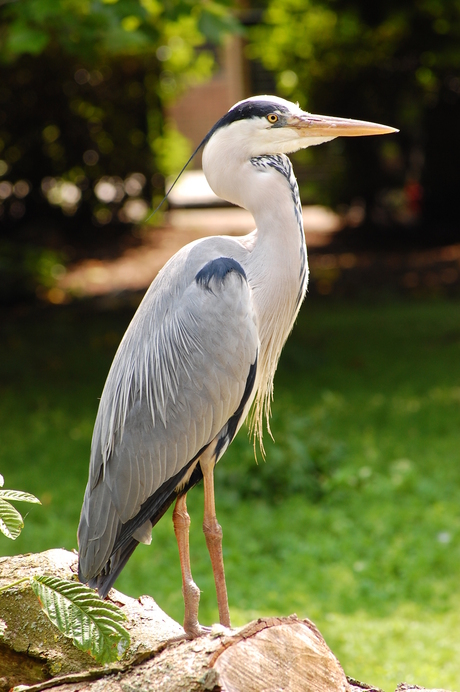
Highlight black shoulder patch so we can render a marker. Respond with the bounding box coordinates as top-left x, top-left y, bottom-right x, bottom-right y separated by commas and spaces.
195, 257, 246, 292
